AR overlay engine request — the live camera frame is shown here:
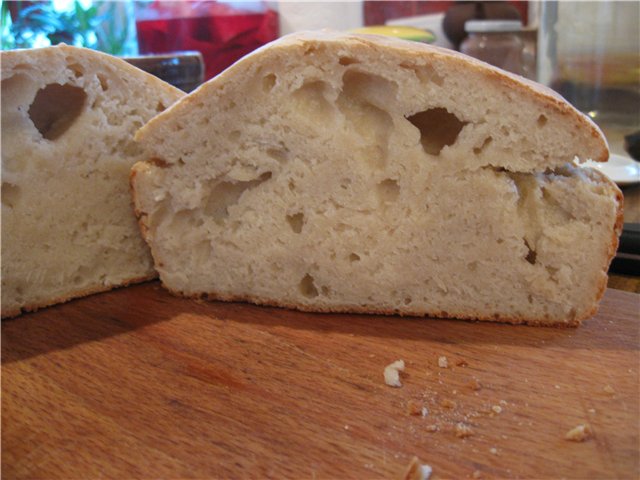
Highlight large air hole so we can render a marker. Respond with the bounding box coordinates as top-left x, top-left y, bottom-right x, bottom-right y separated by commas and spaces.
292, 81, 335, 121
341, 70, 398, 108
524, 238, 537, 265
204, 172, 272, 224
473, 136, 493, 155
376, 179, 400, 204
299, 274, 319, 298
286, 212, 305, 233
28, 83, 87, 140
406, 108, 467, 156
2, 183, 20, 208
262, 73, 276, 92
